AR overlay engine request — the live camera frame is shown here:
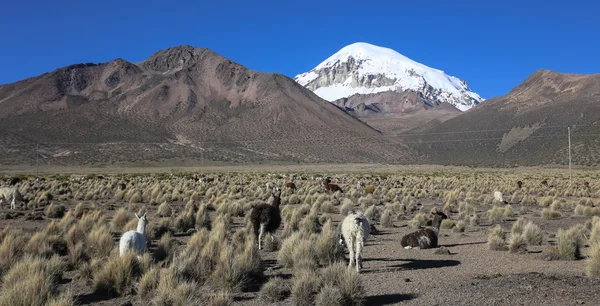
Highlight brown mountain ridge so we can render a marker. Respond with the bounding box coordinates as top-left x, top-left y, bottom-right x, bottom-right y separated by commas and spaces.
0, 45, 417, 165
402, 69, 600, 167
